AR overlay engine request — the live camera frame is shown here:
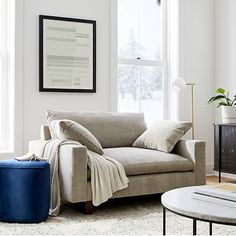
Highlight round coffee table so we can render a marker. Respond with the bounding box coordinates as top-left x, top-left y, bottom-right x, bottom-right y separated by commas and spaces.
161, 186, 236, 235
